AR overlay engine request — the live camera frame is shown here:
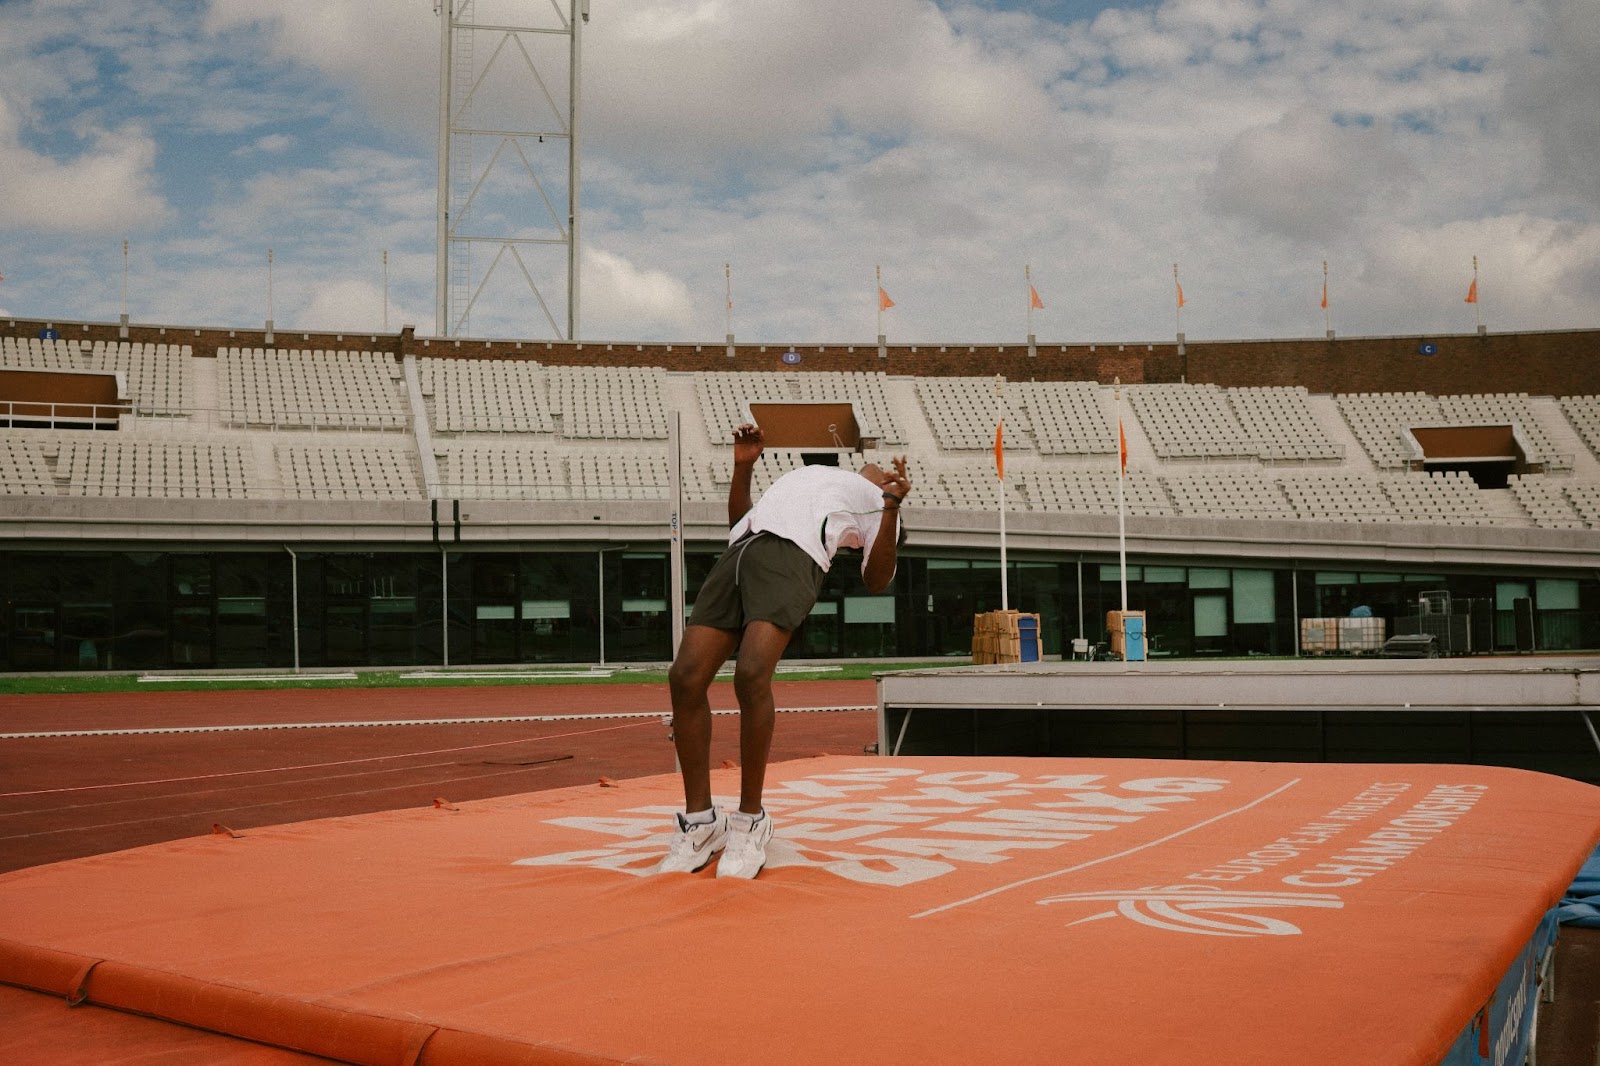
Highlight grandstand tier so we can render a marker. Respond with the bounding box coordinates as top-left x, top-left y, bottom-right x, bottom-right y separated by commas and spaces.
2, 317, 1598, 670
